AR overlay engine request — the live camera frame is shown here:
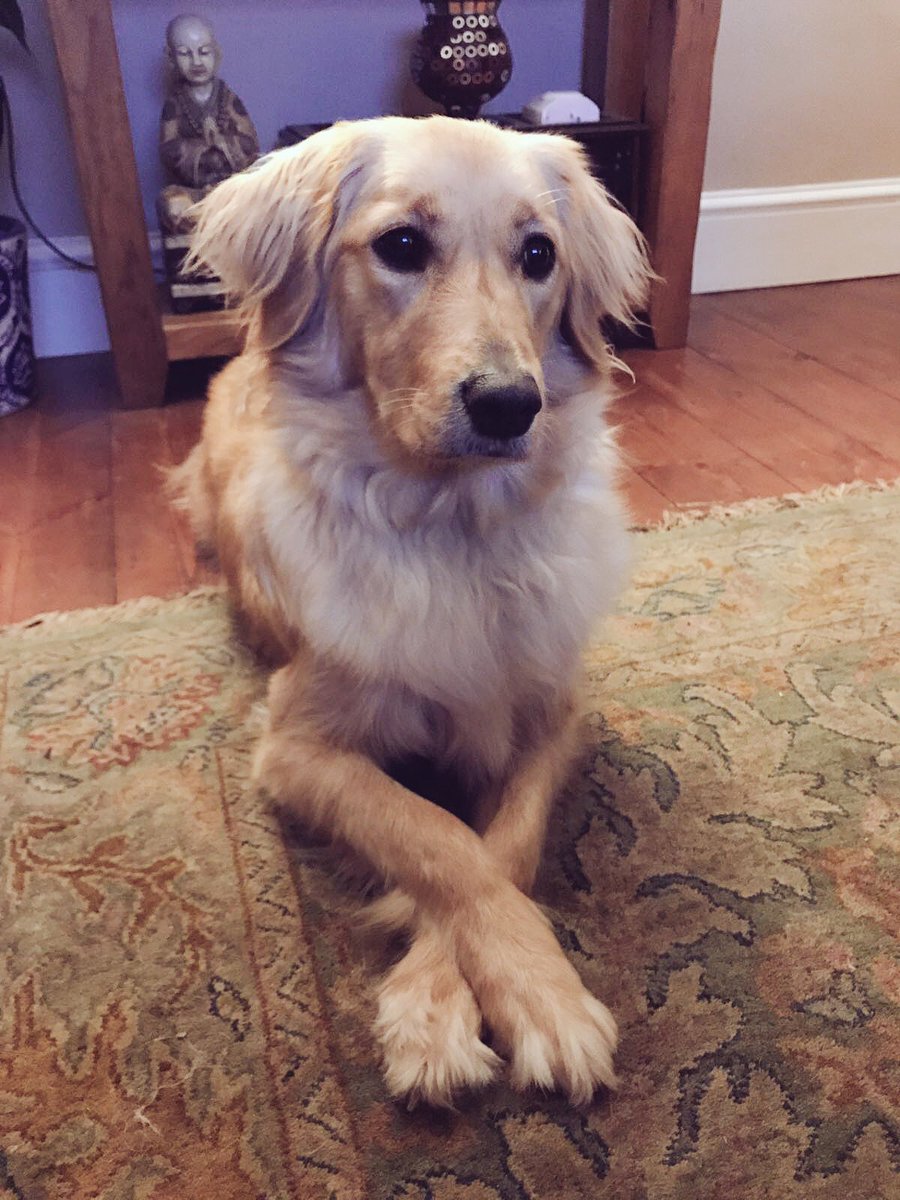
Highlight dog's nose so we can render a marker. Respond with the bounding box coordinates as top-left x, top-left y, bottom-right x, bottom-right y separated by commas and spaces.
460, 373, 542, 440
